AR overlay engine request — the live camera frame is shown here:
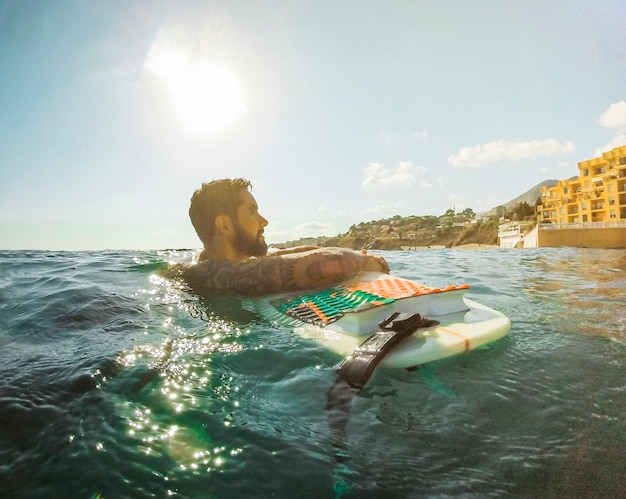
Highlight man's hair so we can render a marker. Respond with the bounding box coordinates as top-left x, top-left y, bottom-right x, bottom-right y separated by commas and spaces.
189, 178, 252, 244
